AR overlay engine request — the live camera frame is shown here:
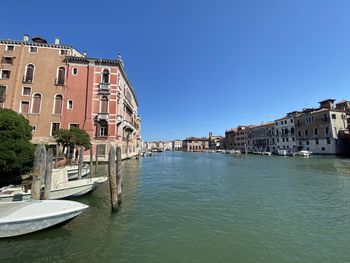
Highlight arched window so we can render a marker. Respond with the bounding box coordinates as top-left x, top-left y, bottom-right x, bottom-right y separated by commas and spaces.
314, 128, 318, 136
325, 127, 329, 134
102, 69, 109, 84
32, 93, 42, 114
56, 67, 66, 85
24, 64, 35, 83
54, 94, 63, 115
100, 96, 108, 113
291, 127, 295, 134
